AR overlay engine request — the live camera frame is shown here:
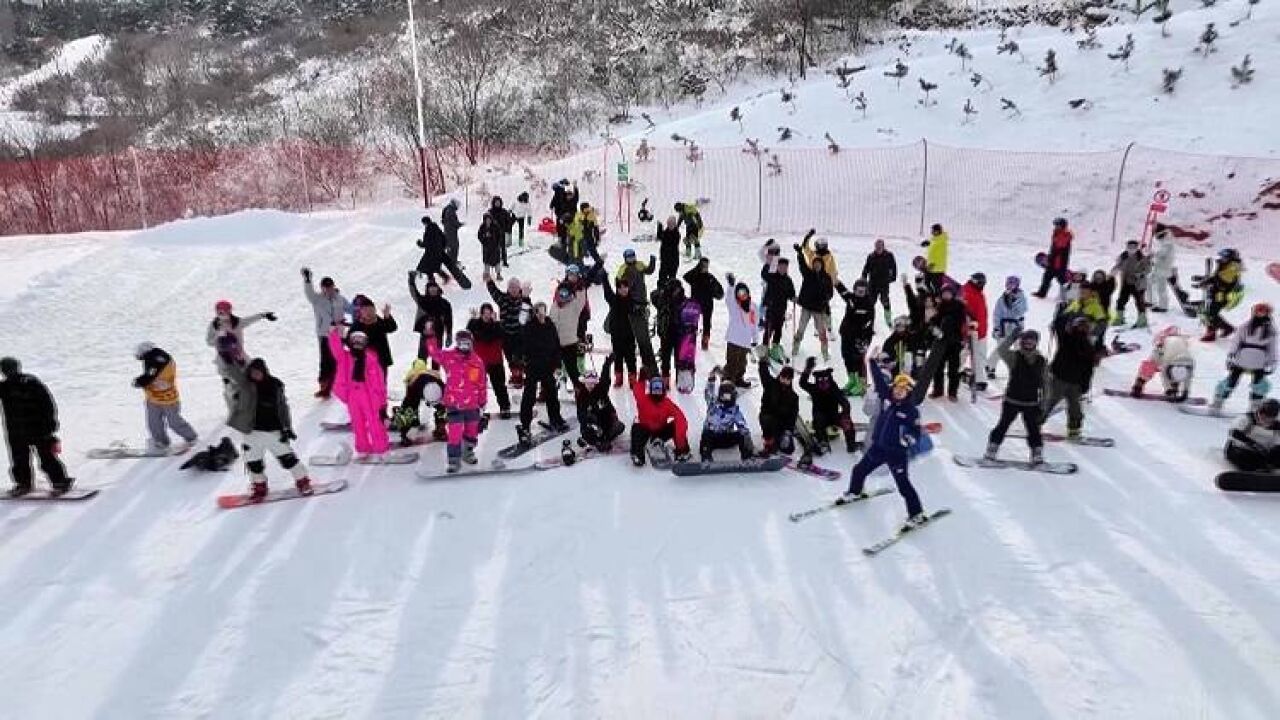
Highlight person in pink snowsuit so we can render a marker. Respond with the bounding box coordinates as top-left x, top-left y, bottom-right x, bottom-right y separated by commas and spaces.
329, 327, 390, 457
424, 323, 489, 472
